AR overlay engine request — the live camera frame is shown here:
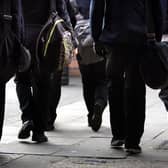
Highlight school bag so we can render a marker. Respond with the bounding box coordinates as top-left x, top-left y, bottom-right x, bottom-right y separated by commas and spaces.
36, 0, 73, 73
139, 0, 168, 89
